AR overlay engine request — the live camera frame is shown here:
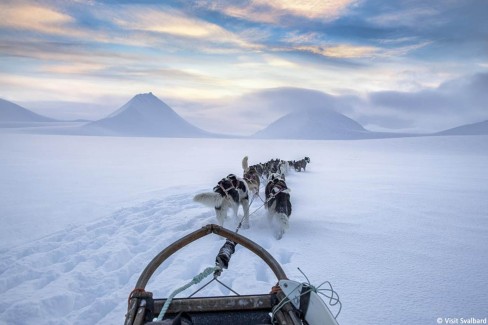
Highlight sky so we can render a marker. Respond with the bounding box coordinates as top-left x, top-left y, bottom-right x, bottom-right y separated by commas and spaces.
0, 0, 487, 135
